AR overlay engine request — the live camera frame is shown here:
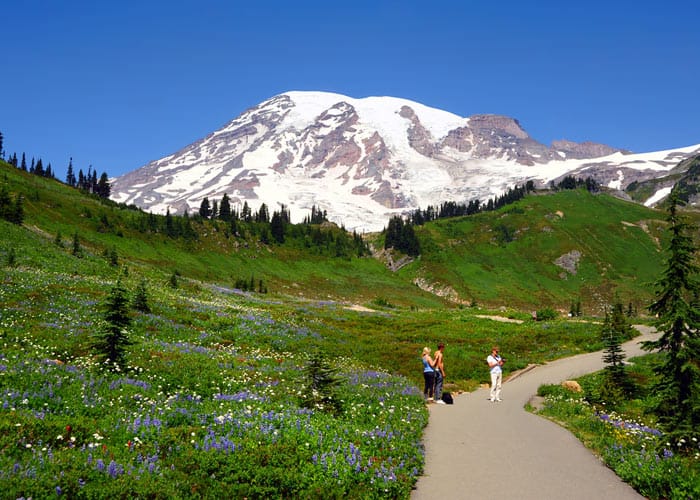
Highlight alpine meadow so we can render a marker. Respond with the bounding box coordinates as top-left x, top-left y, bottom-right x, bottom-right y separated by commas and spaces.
2, 154, 700, 498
